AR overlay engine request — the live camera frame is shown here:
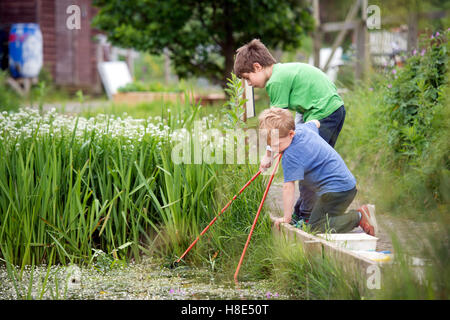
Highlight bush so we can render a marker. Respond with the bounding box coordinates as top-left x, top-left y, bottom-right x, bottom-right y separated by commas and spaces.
383, 30, 448, 161
338, 29, 449, 217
